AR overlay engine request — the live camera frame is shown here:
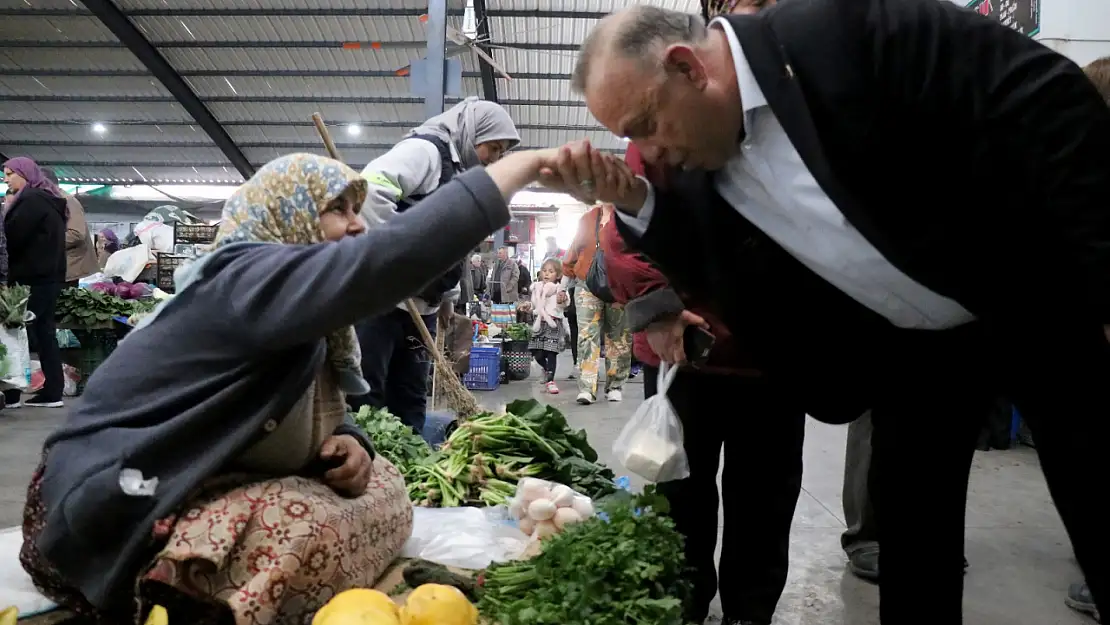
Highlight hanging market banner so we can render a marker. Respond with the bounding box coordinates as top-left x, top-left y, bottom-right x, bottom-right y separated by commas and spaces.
966, 0, 1041, 37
